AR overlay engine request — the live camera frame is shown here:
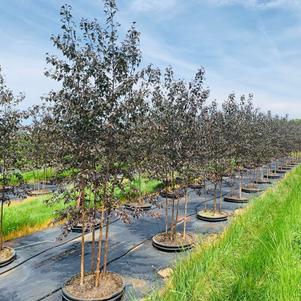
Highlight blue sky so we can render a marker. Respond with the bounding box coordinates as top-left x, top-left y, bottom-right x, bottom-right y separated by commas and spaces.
0, 0, 301, 117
